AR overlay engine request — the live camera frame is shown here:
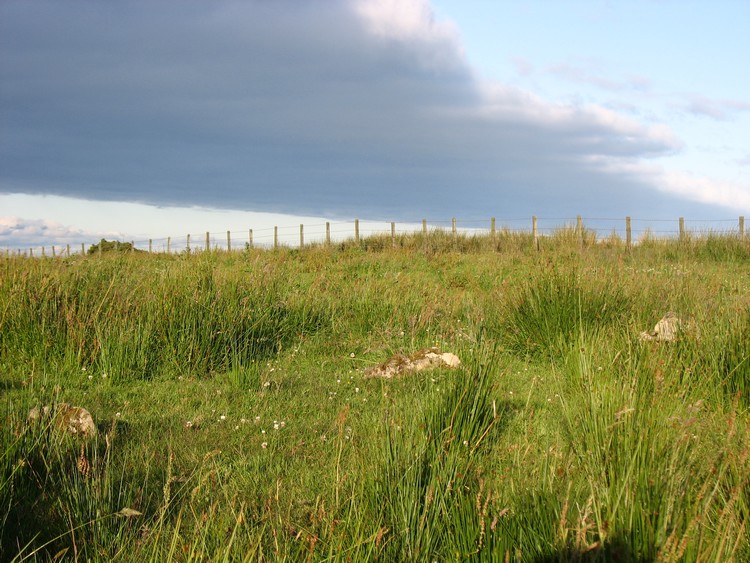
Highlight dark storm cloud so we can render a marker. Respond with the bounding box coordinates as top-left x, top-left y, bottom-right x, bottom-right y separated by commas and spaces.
0, 0, 729, 220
